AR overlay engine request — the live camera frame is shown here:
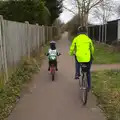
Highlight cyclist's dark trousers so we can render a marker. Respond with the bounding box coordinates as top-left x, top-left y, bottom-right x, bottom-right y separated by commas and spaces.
86, 61, 92, 89
49, 60, 57, 69
75, 56, 80, 76
75, 56, 92, 89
